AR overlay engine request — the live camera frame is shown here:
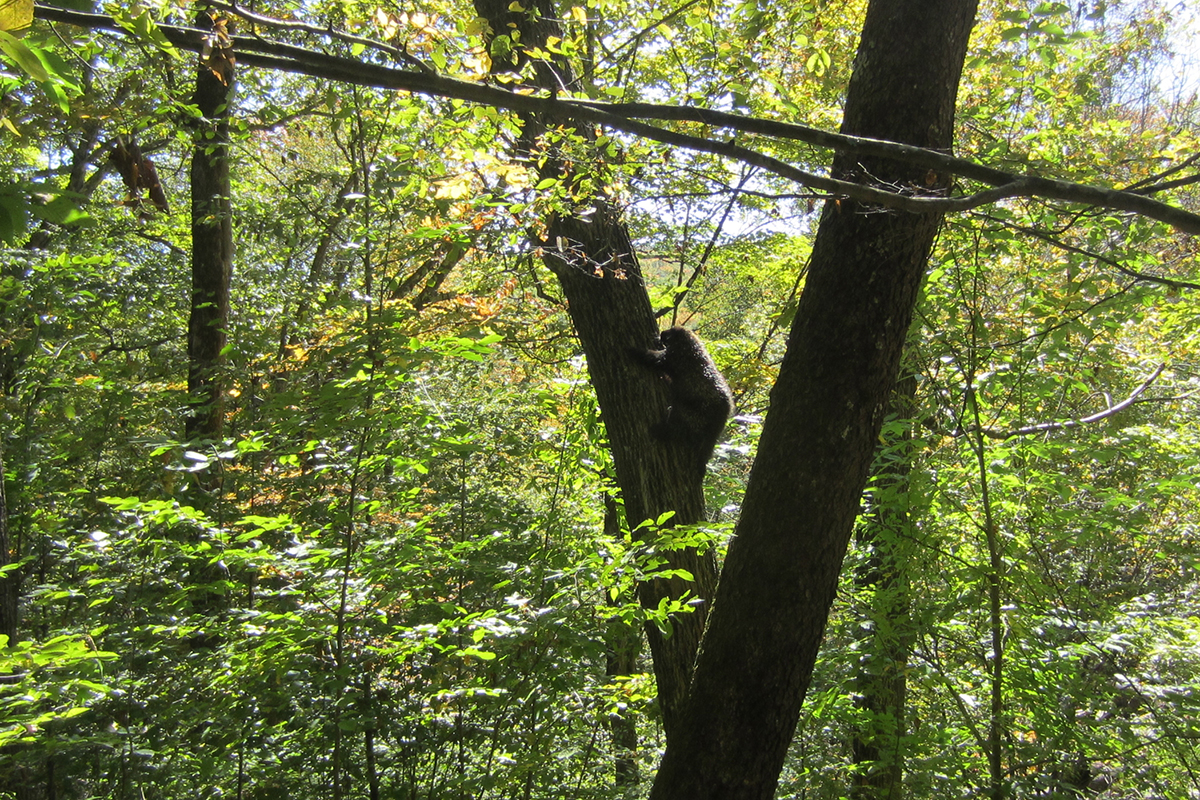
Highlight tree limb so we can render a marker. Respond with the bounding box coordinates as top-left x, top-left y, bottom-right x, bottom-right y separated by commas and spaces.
33, 3, 1200, 235
989, 363, 1169, 438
